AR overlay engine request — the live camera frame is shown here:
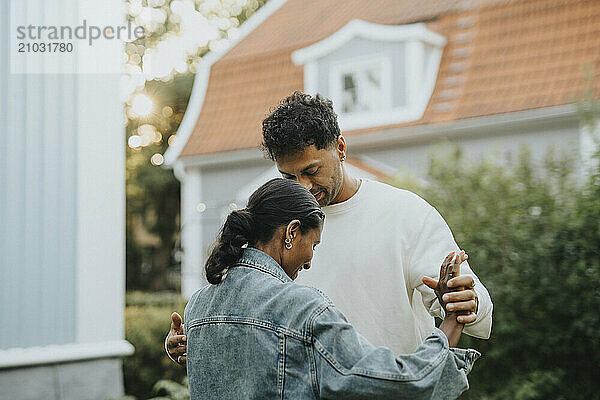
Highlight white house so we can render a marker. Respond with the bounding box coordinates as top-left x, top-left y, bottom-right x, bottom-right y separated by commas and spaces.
0, 0, 132, 399
165, 0, 600, 298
